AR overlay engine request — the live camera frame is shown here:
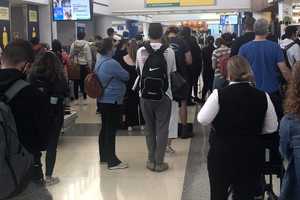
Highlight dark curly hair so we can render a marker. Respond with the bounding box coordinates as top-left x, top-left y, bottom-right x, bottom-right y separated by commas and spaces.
284, 63, 300, 116
30, 51, 65, 82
